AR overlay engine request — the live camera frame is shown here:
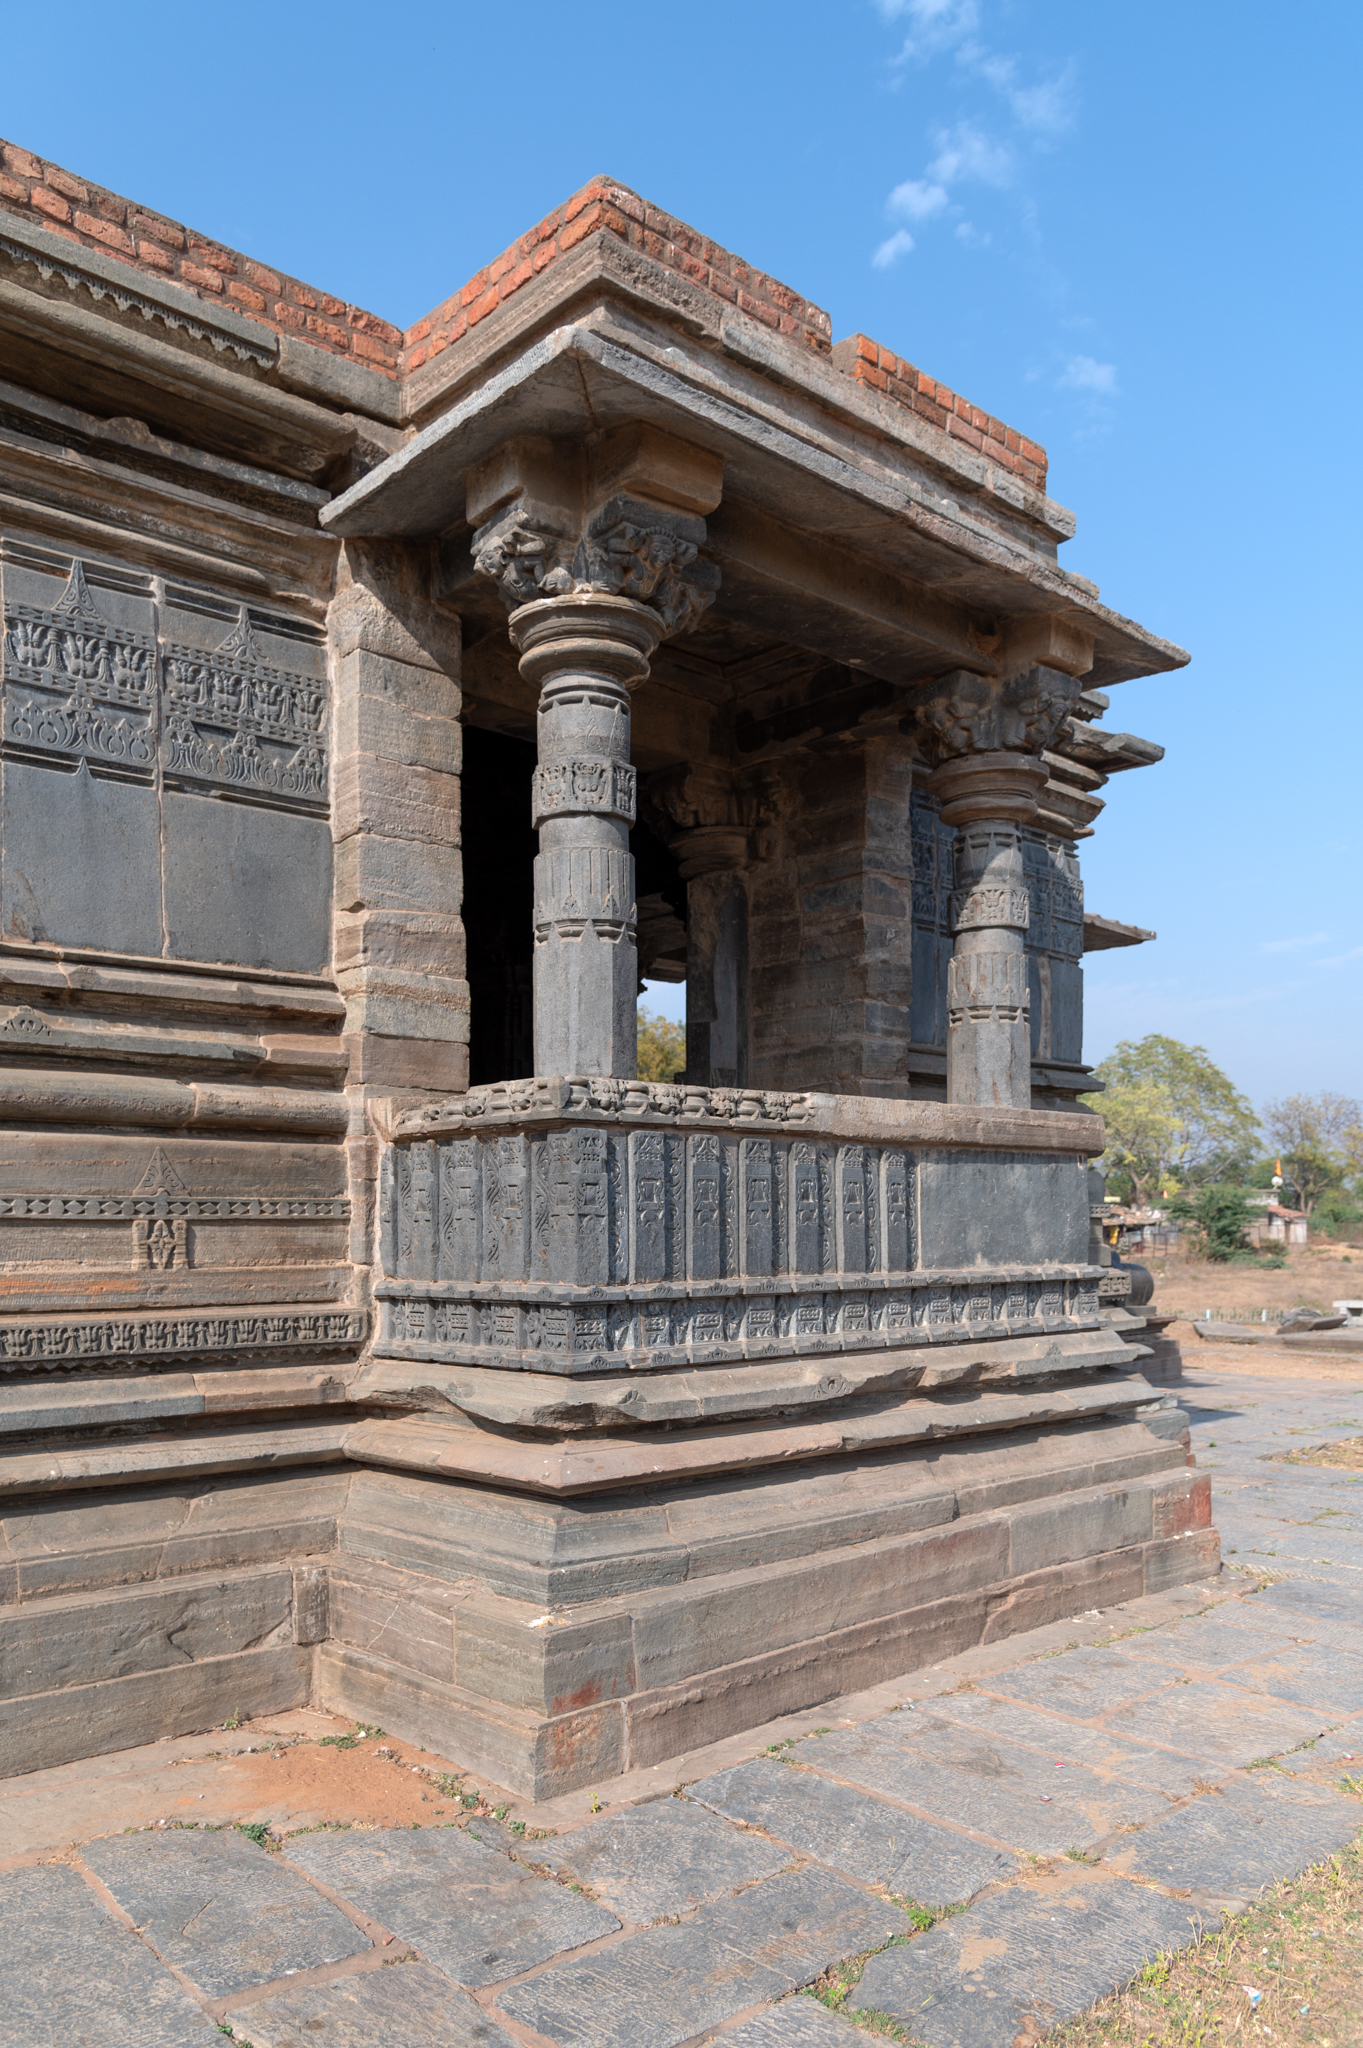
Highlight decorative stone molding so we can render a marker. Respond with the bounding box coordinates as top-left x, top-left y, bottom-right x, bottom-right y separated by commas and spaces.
909, 665, 1085, 767
392, 1076, 819, 1136
472, 497, 720, 635
0, 1308, 368, 1373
